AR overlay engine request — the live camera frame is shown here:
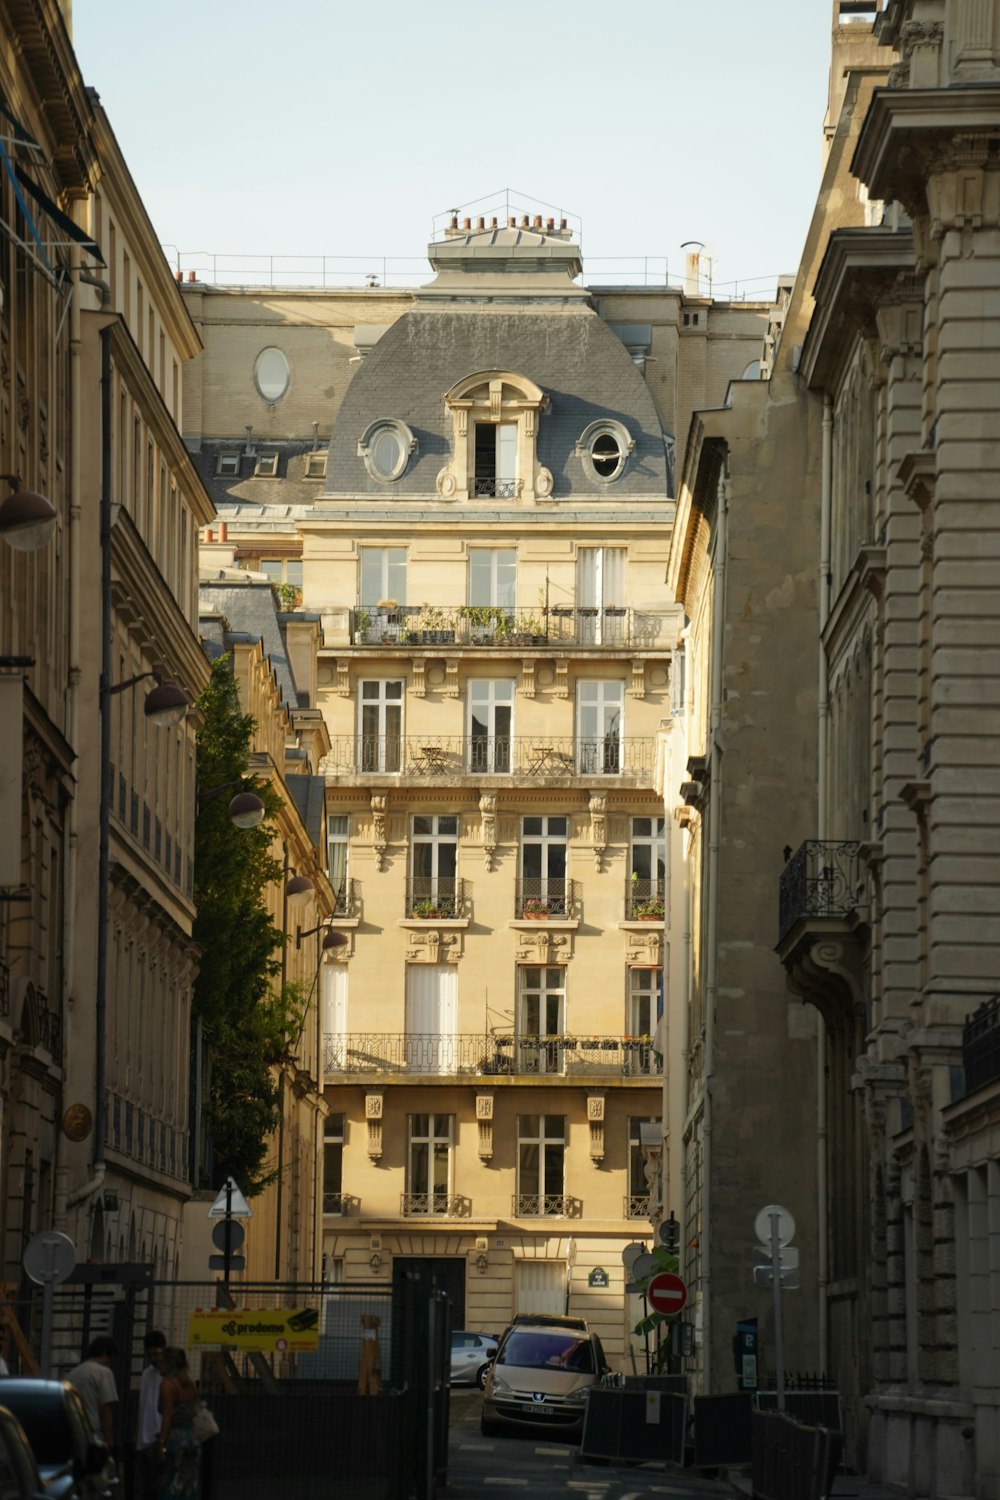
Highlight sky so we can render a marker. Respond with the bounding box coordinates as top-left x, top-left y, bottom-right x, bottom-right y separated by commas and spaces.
71, 1, 835, 298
